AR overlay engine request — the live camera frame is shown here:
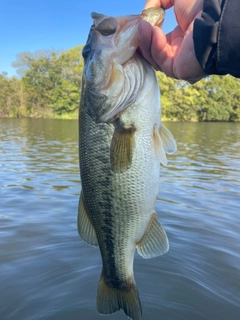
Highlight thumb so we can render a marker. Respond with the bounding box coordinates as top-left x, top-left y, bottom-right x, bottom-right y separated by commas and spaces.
144, 0, 162, 10
139, 20, 167, 70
